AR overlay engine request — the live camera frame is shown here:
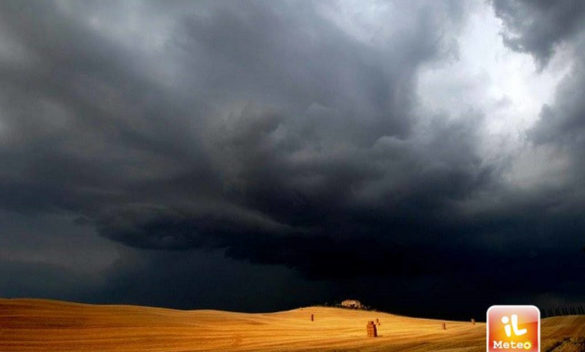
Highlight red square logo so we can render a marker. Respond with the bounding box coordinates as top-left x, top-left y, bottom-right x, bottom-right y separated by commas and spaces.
487, 305, 540, 352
